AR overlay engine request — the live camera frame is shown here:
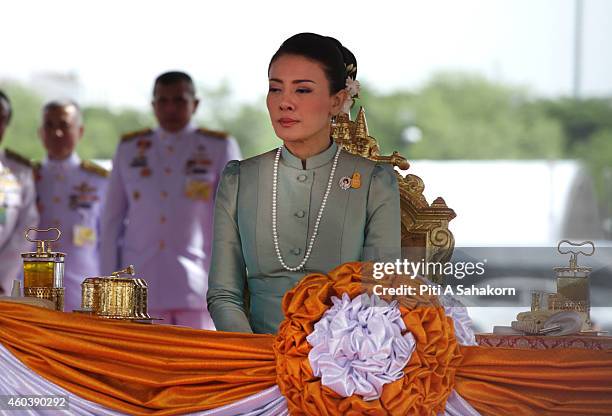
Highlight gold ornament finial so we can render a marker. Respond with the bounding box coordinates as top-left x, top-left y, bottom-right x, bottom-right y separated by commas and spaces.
111, 265, 135, 277
332, 107, 409, 169
353, 107, 369, 143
